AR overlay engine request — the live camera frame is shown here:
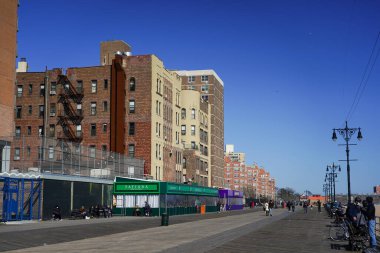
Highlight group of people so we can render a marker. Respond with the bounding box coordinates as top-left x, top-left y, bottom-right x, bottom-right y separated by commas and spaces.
133, 201, 151, 216
345, 196, 377, 249
263, 200, 275, 216
52, 204, 113, 220
216, 201, 227, 213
